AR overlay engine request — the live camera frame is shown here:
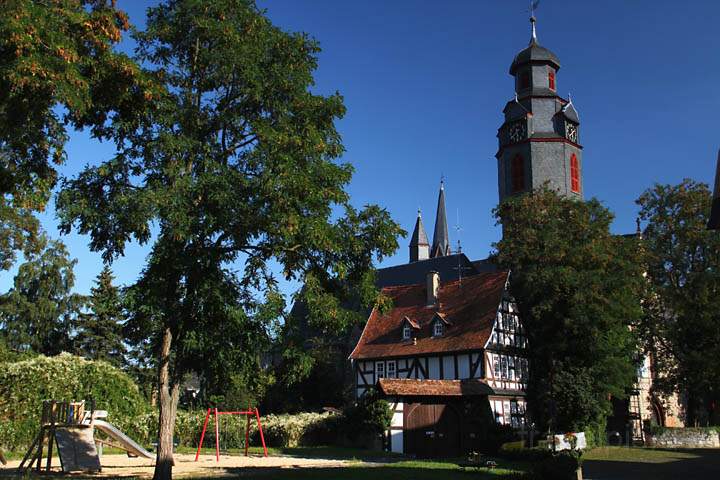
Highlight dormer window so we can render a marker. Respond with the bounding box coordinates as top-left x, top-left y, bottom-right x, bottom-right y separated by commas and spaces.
433, 321, 444, 337
402, 316, 419, 341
